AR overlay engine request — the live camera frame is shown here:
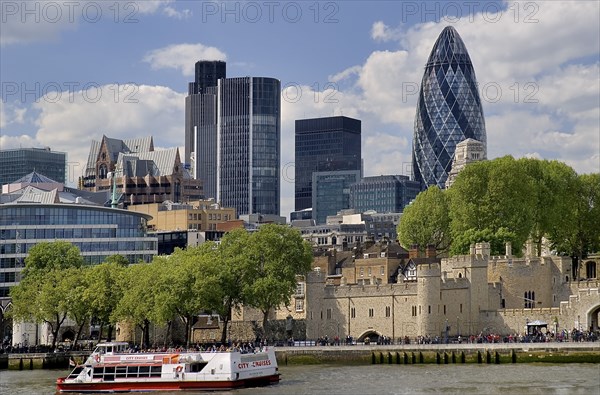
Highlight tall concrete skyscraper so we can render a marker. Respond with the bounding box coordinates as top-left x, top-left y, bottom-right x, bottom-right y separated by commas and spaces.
295, 116, 361, 211
412, 26, 487, 190
185, 62, 280, 216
